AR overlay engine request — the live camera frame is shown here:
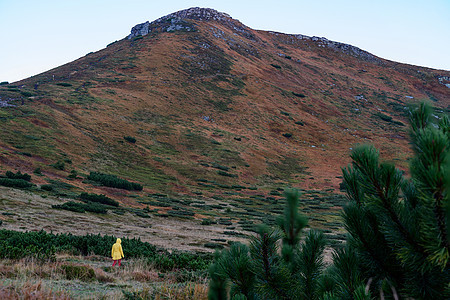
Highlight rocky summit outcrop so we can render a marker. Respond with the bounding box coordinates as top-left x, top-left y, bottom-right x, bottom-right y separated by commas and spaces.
128, 18, 196, 39
129, 7, 236, 39
128, 7, 256, 41
163, 7, 232, 22
310, 36, 381, 64
438, 76, 450, 88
